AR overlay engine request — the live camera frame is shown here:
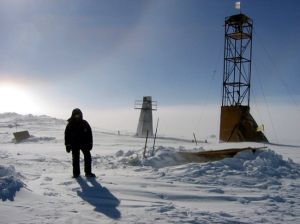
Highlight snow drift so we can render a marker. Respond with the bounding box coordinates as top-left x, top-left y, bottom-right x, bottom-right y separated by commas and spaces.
113, 146, 300, 189
0, 165, 24, 201
156, 148, 300, 188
